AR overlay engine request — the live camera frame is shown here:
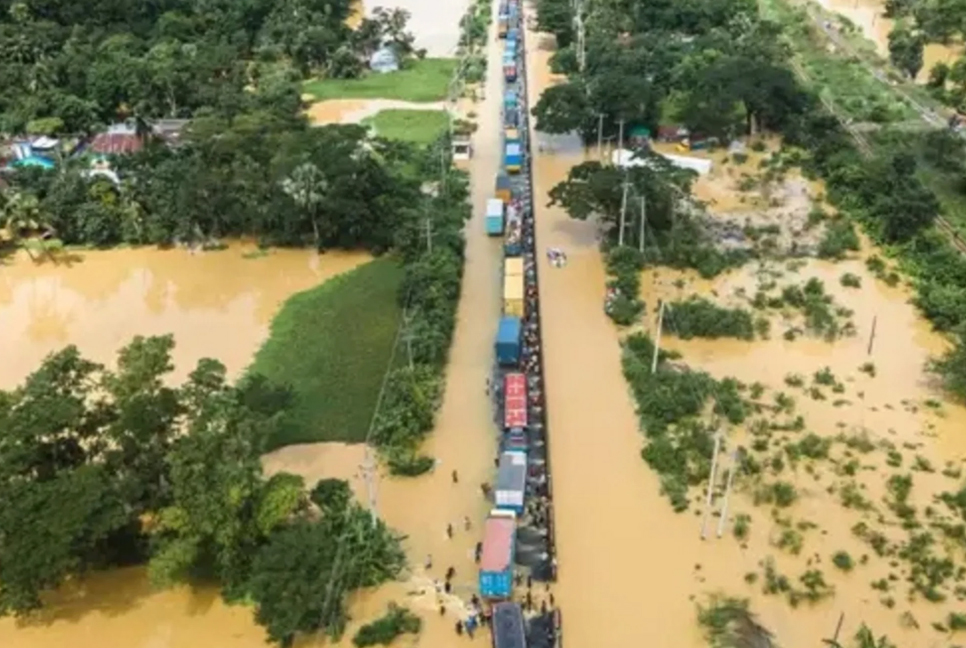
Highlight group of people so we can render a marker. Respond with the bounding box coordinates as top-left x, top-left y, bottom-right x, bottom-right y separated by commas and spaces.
546, 247, 567, 268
